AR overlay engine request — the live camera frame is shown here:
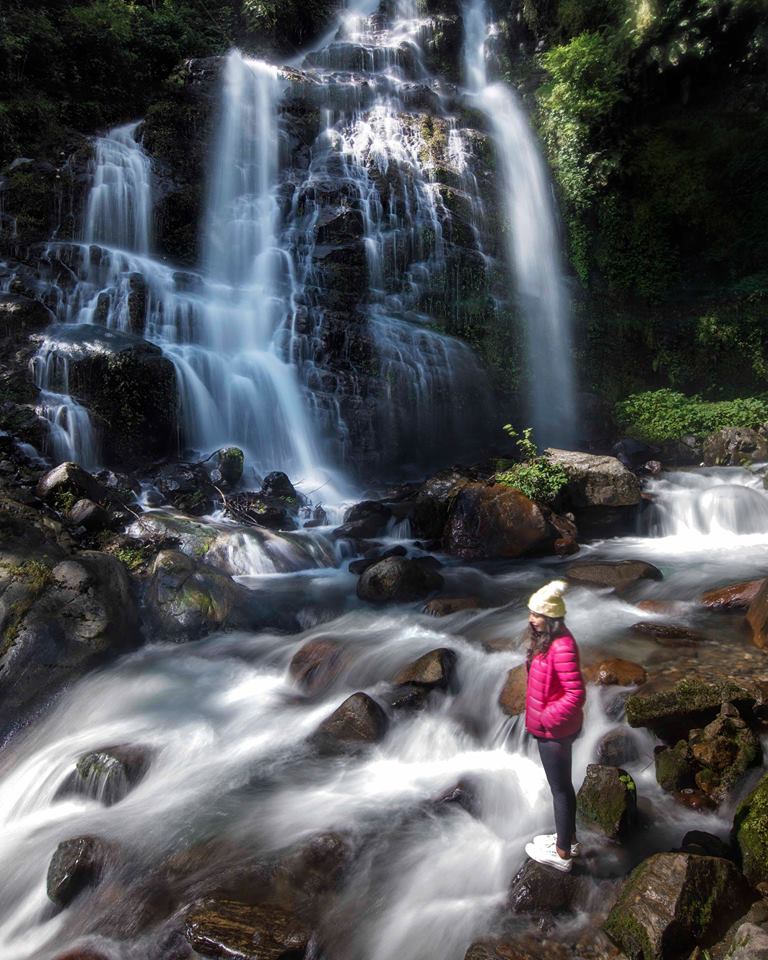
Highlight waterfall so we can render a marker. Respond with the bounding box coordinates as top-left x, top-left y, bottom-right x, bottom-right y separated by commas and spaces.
461, 0, 578, 448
